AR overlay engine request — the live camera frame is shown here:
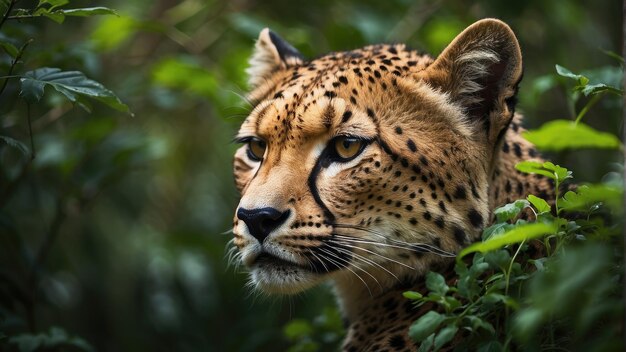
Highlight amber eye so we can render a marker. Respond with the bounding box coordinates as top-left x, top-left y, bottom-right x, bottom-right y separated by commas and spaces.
333, 136, 364, 161
247, 138, 266, 161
